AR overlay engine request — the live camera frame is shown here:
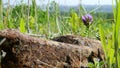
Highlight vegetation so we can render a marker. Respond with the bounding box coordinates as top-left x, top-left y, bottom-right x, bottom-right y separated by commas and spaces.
0, 0, 120, 68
